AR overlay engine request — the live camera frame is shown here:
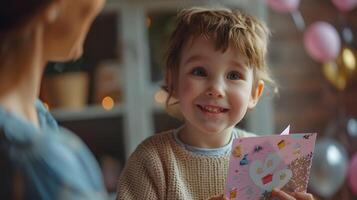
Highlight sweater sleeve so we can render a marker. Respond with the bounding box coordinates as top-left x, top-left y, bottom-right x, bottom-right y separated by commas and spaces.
116, 141, 166, 200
